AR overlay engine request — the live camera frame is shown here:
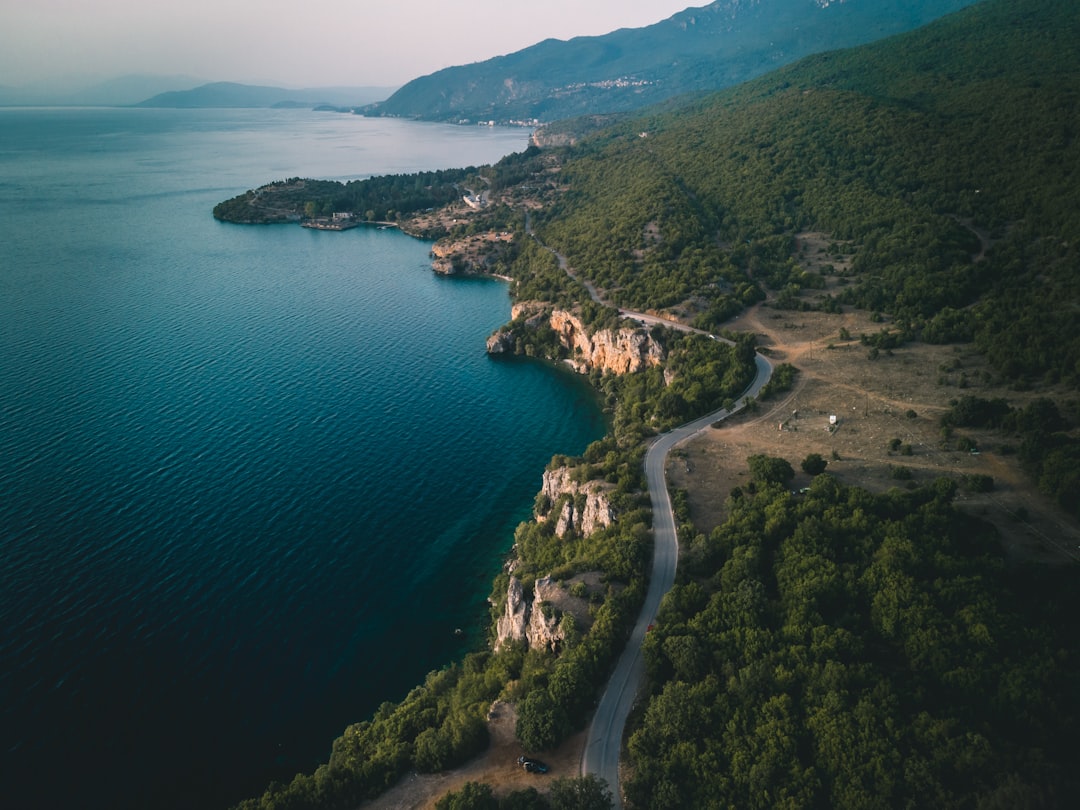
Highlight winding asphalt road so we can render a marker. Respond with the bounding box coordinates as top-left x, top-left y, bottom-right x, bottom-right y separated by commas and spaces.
579, 352, 772, 806
524, 217, 773, 803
